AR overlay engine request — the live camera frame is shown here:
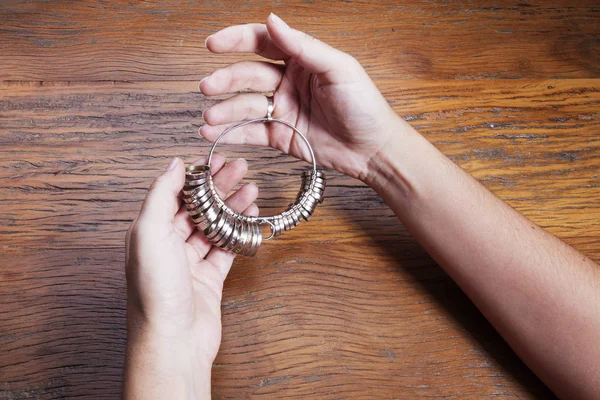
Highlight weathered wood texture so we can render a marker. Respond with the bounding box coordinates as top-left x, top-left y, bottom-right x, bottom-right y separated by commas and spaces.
0, 0, 599, 81
1, 1, 599, 399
